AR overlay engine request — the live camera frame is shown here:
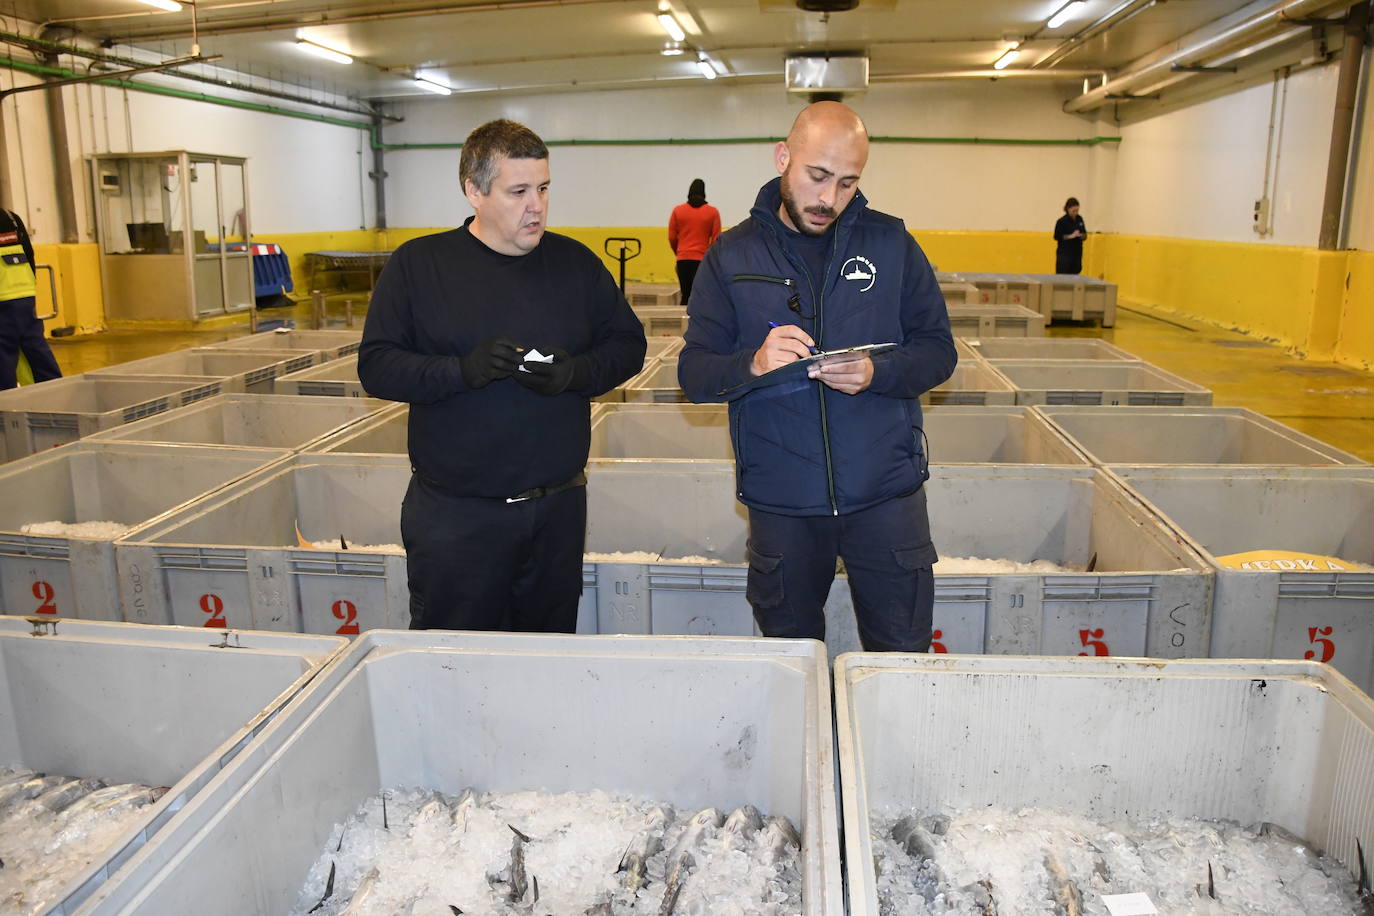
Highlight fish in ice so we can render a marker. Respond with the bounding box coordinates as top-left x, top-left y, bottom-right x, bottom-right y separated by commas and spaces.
1044, 850, 1083, 916
340, 866, 380, 914
762, 815, 802, 864
721, 805, 764, 850
618, 804, 674, 891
